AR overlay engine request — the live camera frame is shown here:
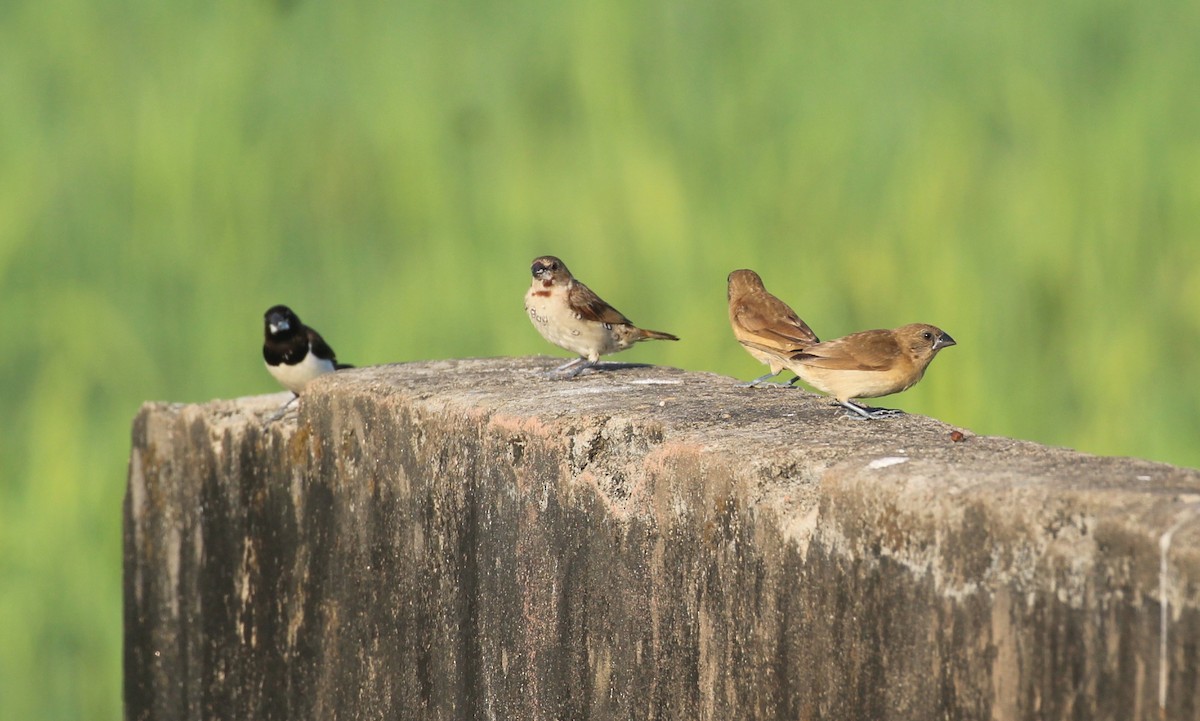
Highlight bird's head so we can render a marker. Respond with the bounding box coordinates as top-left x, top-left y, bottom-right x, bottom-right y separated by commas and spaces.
726, 269, 766, 301
530, 256, 571, 287
897, 323, 956, 366
264, 305, 301, 339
